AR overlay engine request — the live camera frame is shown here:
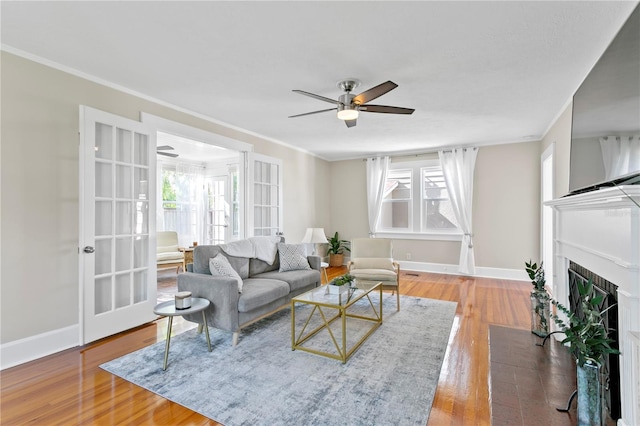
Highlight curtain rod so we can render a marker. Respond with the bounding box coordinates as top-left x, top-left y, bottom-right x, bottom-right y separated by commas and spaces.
362, 147, 477, 161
